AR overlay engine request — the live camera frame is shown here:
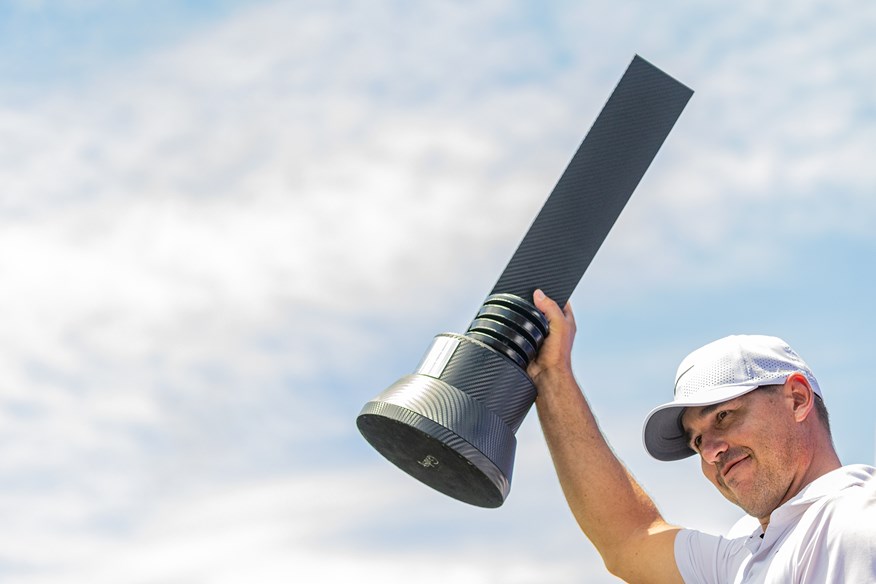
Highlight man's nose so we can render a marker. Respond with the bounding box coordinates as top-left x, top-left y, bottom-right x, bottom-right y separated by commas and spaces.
699, 434, 728, 465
